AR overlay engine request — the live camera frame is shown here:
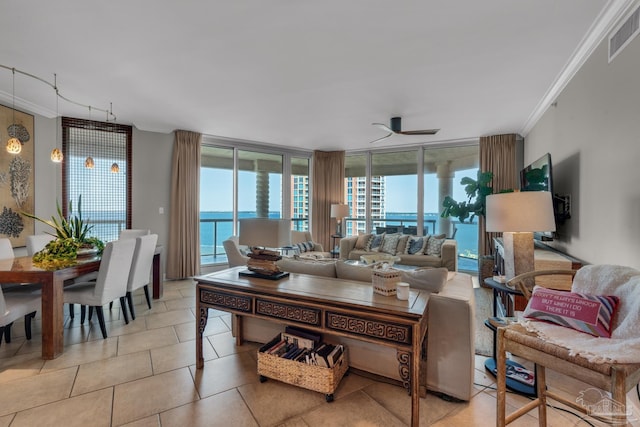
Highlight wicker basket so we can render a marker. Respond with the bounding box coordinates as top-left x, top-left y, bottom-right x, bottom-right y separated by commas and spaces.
257, 341, 348, 400
372, 266, 401, 296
